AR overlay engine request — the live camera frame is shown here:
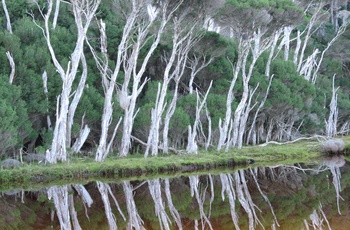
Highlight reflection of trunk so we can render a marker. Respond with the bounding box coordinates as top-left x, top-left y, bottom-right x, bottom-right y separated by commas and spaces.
97, 181, 126, 230
122, 181, 144, 230
148, 179, 171, 229
220, 174, 240, 229
322, 156, 345, 214
236, 170, 266, 230
164, 179, 182, 229
249, 168, 279, 227
47, 185, 71, 230
68, 195, 81, 230
189, 176, 213, 230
